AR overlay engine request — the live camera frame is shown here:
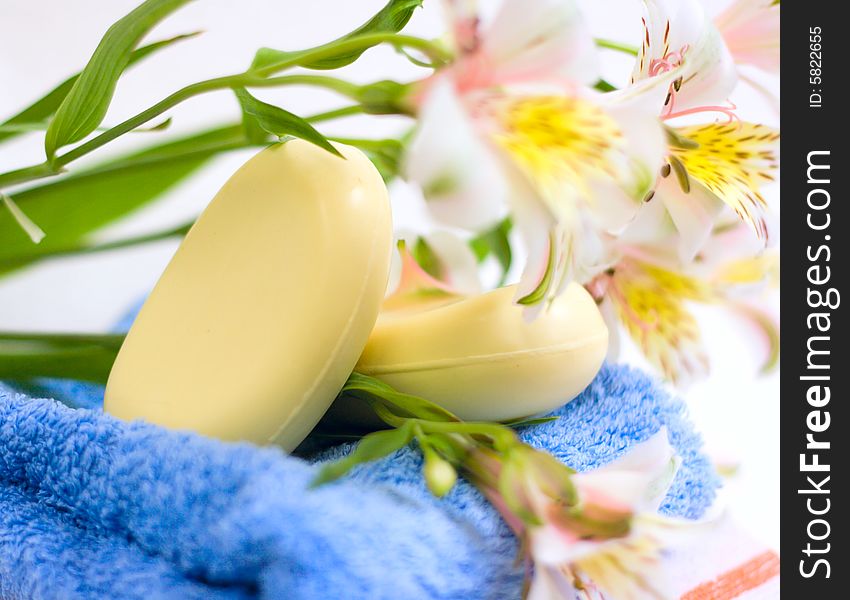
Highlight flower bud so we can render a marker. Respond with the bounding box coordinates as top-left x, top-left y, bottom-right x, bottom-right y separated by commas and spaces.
424, 451, 458, 497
